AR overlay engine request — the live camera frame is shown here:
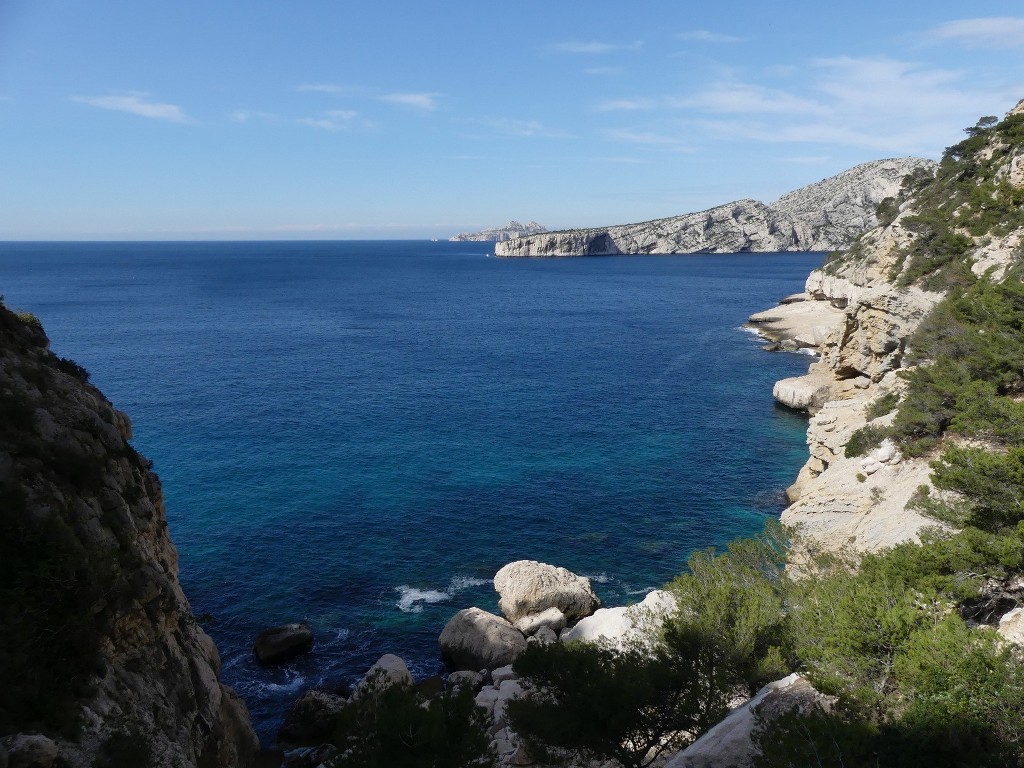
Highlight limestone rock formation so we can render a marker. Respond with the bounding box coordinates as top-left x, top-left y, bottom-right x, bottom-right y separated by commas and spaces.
438, 607, 527, 670
753, 100, 1024, 553
493, 560, 600, 623
512, 606, 566, 637
561, 589, 677, 648
664, 674, 834, 768
0, 304, 257, 767
450, 220, 547, 242
495, 158, 935, 257
359, 653, 414, 689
